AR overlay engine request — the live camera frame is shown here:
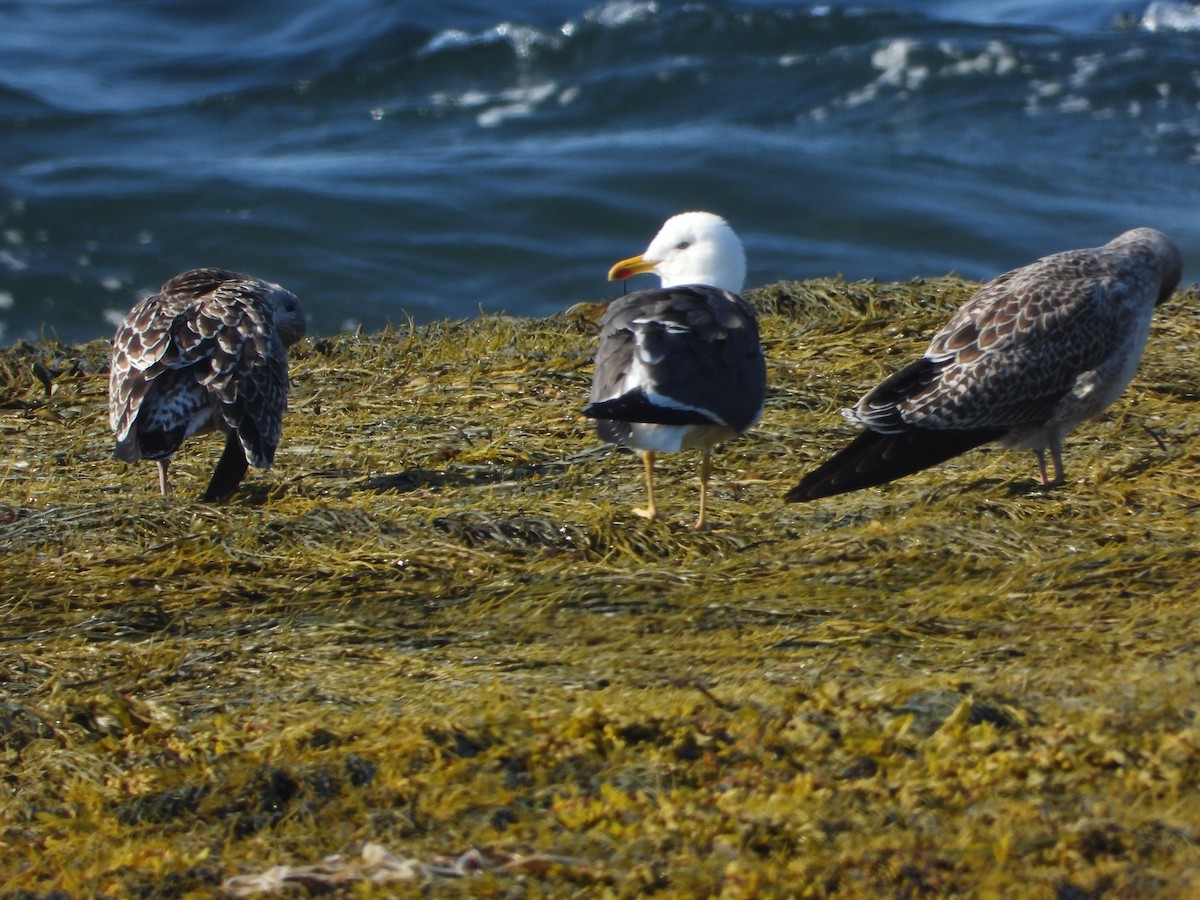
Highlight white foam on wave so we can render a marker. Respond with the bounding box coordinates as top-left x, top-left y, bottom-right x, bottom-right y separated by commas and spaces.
1022, 48, 1140, 117
938, 40, 1019, 78
475, 82, 560, 128
821, 31, 1175, 133
1141, 1, 1200, 32
430, 81, 567, 128
428, 89, 490, 110
580, 0, 658, 30
1068, 53, 1103, 90
873, 39, 930, 90
420, 21, 552, 60
426, 1, 657, 53
842, 37, 1022, 110
843, 38, 928, 108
